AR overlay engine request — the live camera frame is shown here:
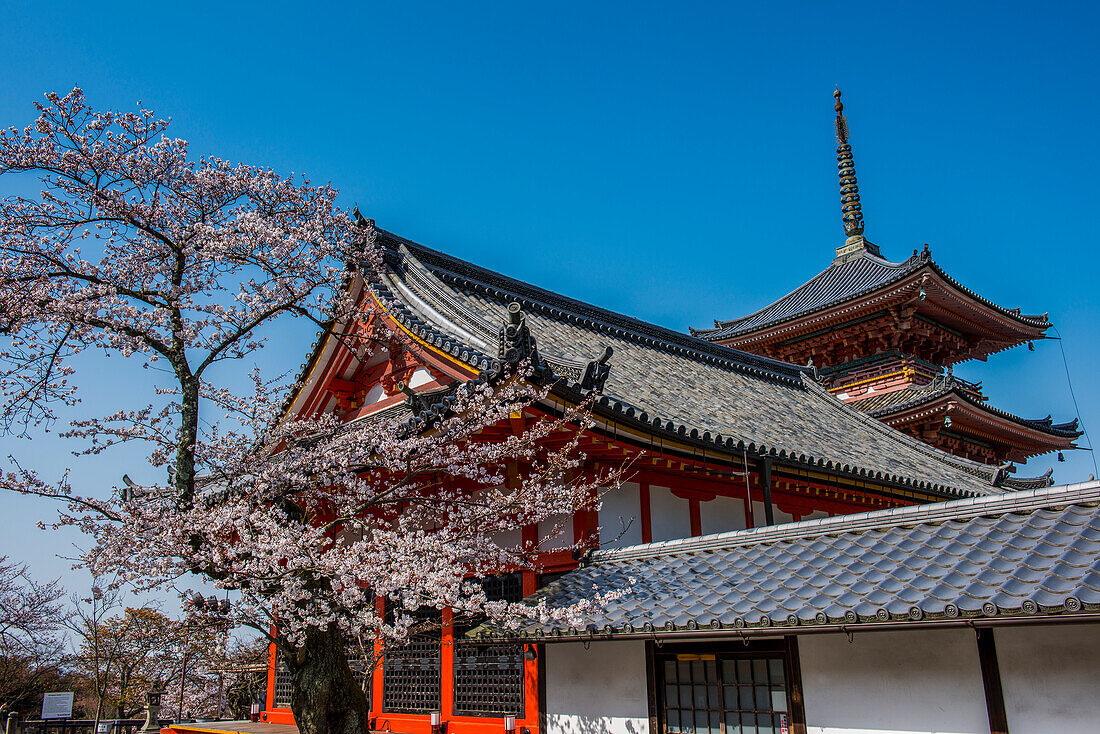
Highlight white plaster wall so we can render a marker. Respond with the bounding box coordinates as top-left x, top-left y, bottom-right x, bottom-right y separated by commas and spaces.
492, 527, 522, 551
800, 629, 989, 734
996, 623, 1100, 734
361, 382, 386, 406
700, 494, 747, 536
649, 486, 690, 542
753, 500, 796, 526
772, 506, 796, 524
544, 641, 650, 734
539, 514, 575, 550
600, 482, 643, 549
407, 366, 435, 388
